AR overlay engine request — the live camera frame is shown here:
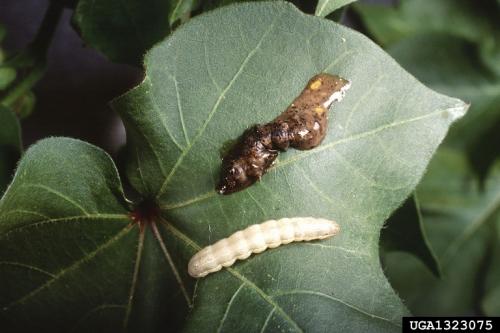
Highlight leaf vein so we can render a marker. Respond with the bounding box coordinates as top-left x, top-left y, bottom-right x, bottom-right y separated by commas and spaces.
153, 222, 192, 308
173, 75, 191, 145
247, 191, 267, 215
216, 283, 245, 333
0, 261, 56, 278
344, 75, 386, 134
260, 307, 276, 333
0, 209, 51, 220
2, 225, 133, 311
160, 219, 303, 333
135, 146, 149, 192
156, 12, 283, 198
22, 183, 90, 215
0, 214, 130, 239
161, 191, 217, 210
123, 227, 145, 329
203, 41, 222, 92
148, 76, 185, 151
442, 189, 500, 264
272, 290, 400, 327
275, 107, 454, 169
